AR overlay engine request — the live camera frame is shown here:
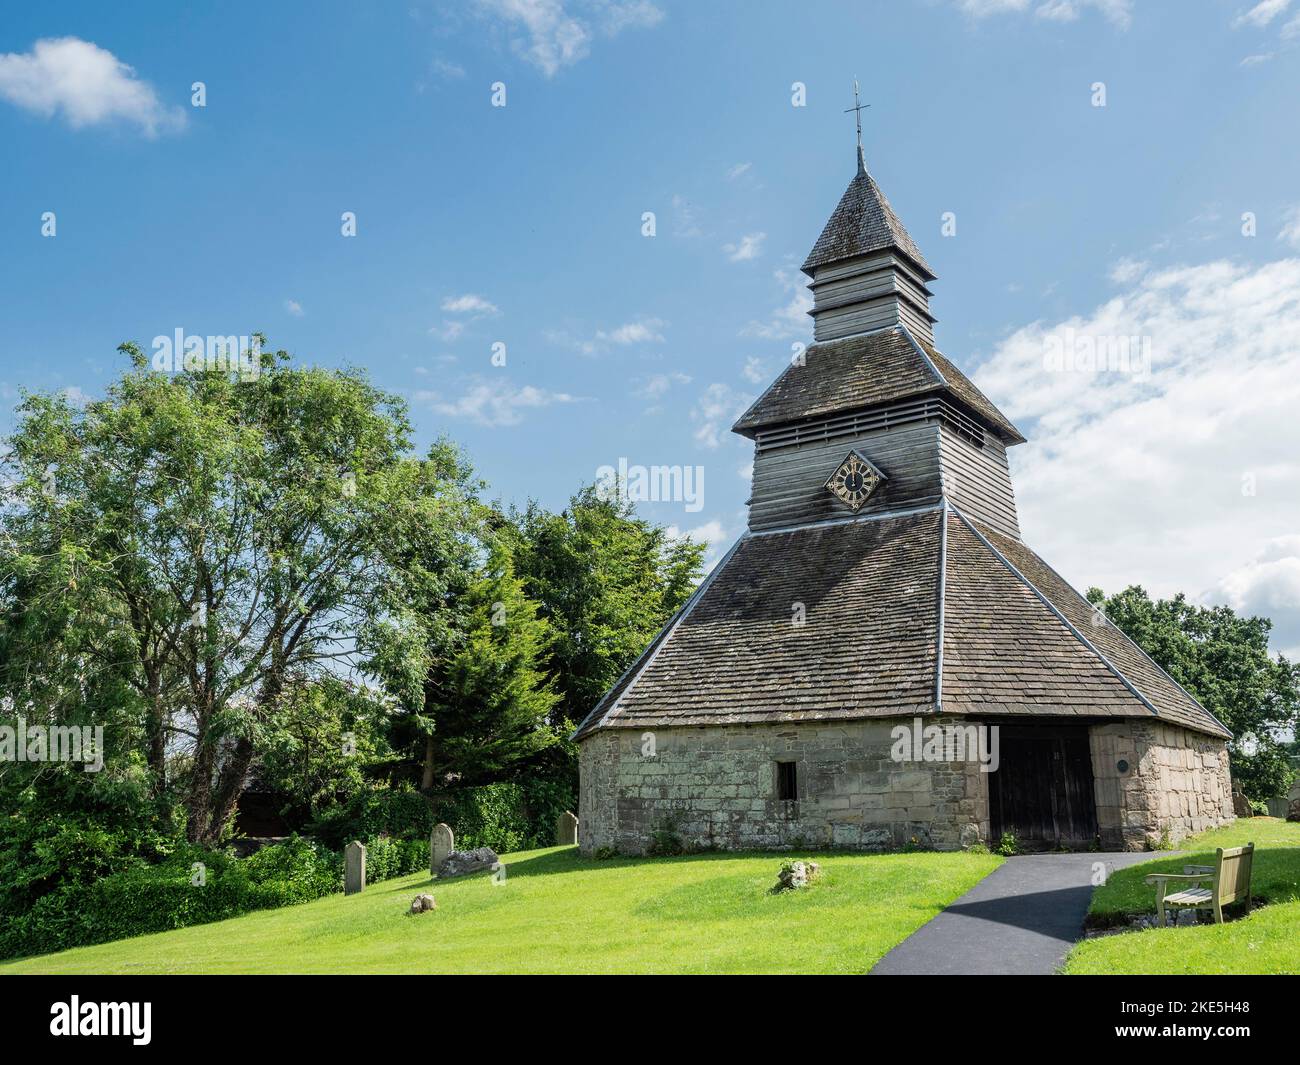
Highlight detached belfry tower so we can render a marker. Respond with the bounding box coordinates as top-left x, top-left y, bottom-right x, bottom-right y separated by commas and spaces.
574, 129, 1234, 853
